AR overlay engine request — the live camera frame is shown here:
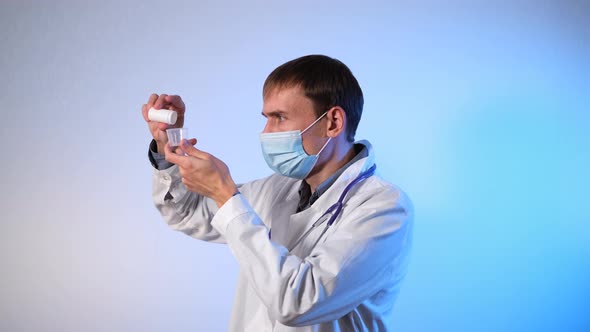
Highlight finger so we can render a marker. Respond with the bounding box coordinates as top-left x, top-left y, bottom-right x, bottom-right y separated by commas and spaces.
141, 103, 149, 122
169, 144, 187, 157
147, 94, 159, 114
164, 143, 187, 166
154, 94, 169, 110
143, 101, 170, 130
178, 138, 197, 147
173, 145, 185, 155
147, 93, 158, 107
144, 94, 159, 121
157, 122, 170, 131
164, 95, 186, 114
180, 139, 209, 159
